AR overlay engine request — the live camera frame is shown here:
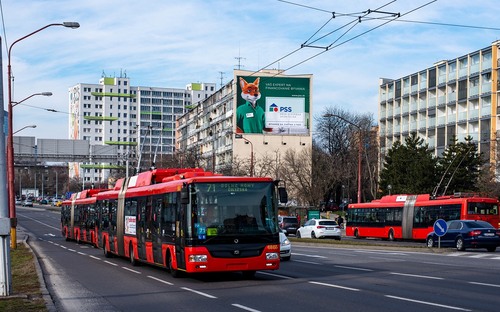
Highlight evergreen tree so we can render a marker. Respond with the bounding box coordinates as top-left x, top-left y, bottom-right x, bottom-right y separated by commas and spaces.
379, 133, 438, 195
435, 136, 483, 195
